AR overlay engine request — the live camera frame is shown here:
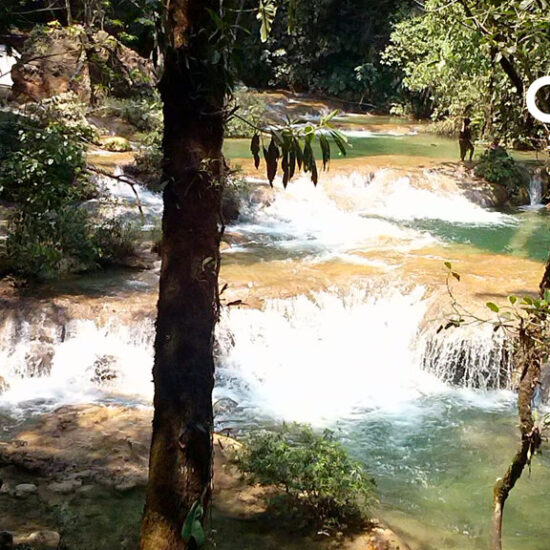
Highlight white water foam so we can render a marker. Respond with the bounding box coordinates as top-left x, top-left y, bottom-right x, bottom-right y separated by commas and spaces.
324, 170, 515, 225
235, 173, 436, 258
215, 286, 444, 425
0, 316, 155, 416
